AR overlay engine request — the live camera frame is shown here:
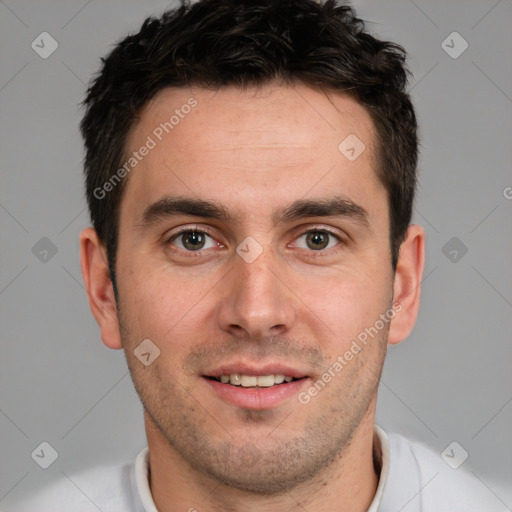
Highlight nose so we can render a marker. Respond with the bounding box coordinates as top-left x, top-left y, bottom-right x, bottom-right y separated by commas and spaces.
216, 247, 296, 341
